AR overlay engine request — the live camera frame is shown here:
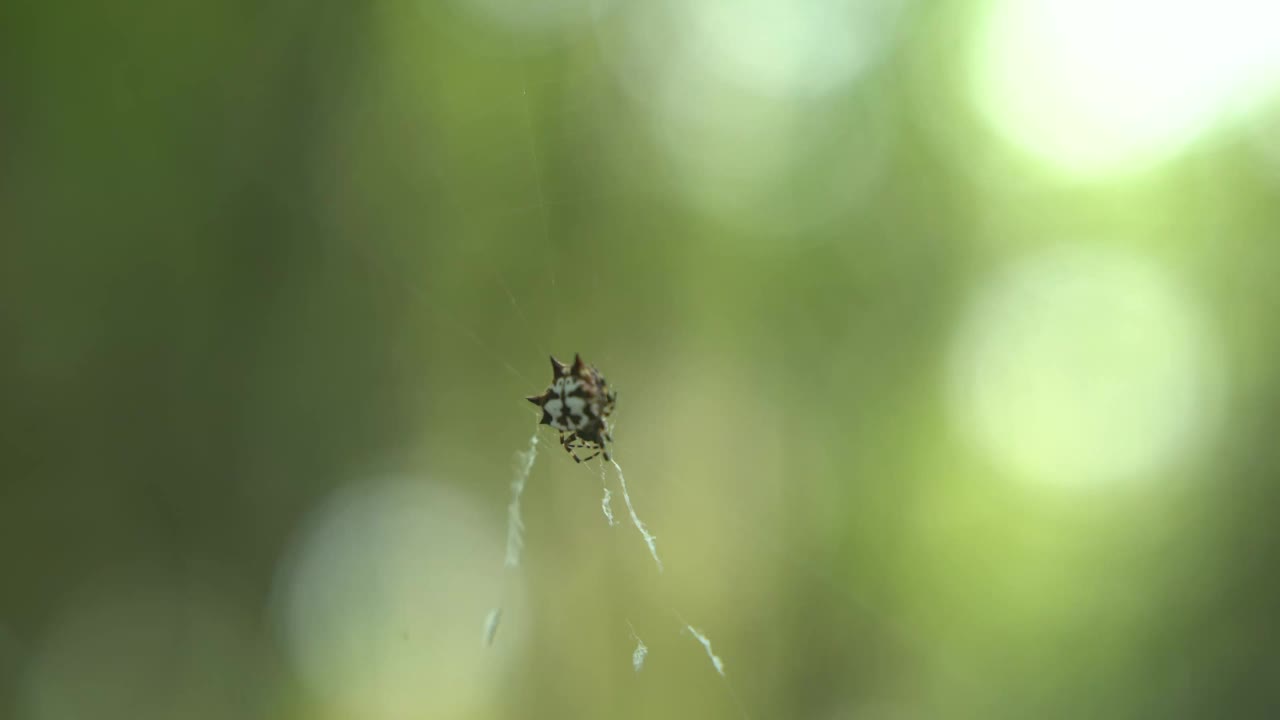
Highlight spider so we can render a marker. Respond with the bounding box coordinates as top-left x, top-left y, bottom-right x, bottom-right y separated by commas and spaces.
526, 353, 617, 463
